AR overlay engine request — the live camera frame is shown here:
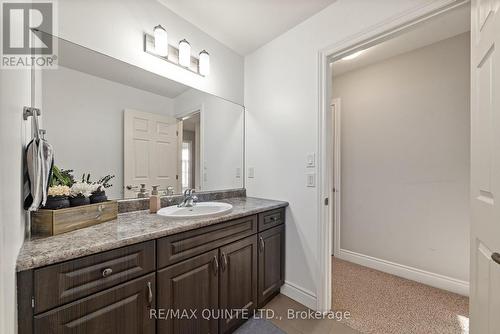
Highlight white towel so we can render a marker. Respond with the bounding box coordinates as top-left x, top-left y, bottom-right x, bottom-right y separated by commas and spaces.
23, 114, 54, 211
